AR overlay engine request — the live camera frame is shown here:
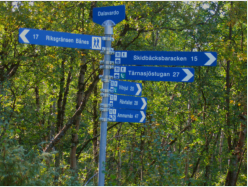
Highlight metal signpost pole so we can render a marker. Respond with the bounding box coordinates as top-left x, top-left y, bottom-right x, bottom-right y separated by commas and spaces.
98, 20, 115, 186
